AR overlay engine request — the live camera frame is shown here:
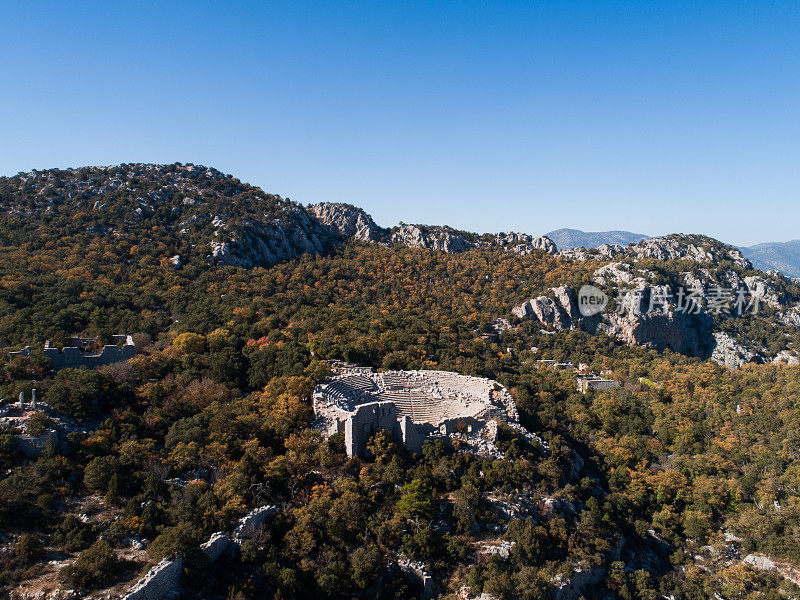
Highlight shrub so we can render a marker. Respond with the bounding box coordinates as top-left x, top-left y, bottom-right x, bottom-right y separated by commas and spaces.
46, 368, 118, 419
83, 456, 119, 493
58, 539, 119, 590
15, 534, 44, 565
